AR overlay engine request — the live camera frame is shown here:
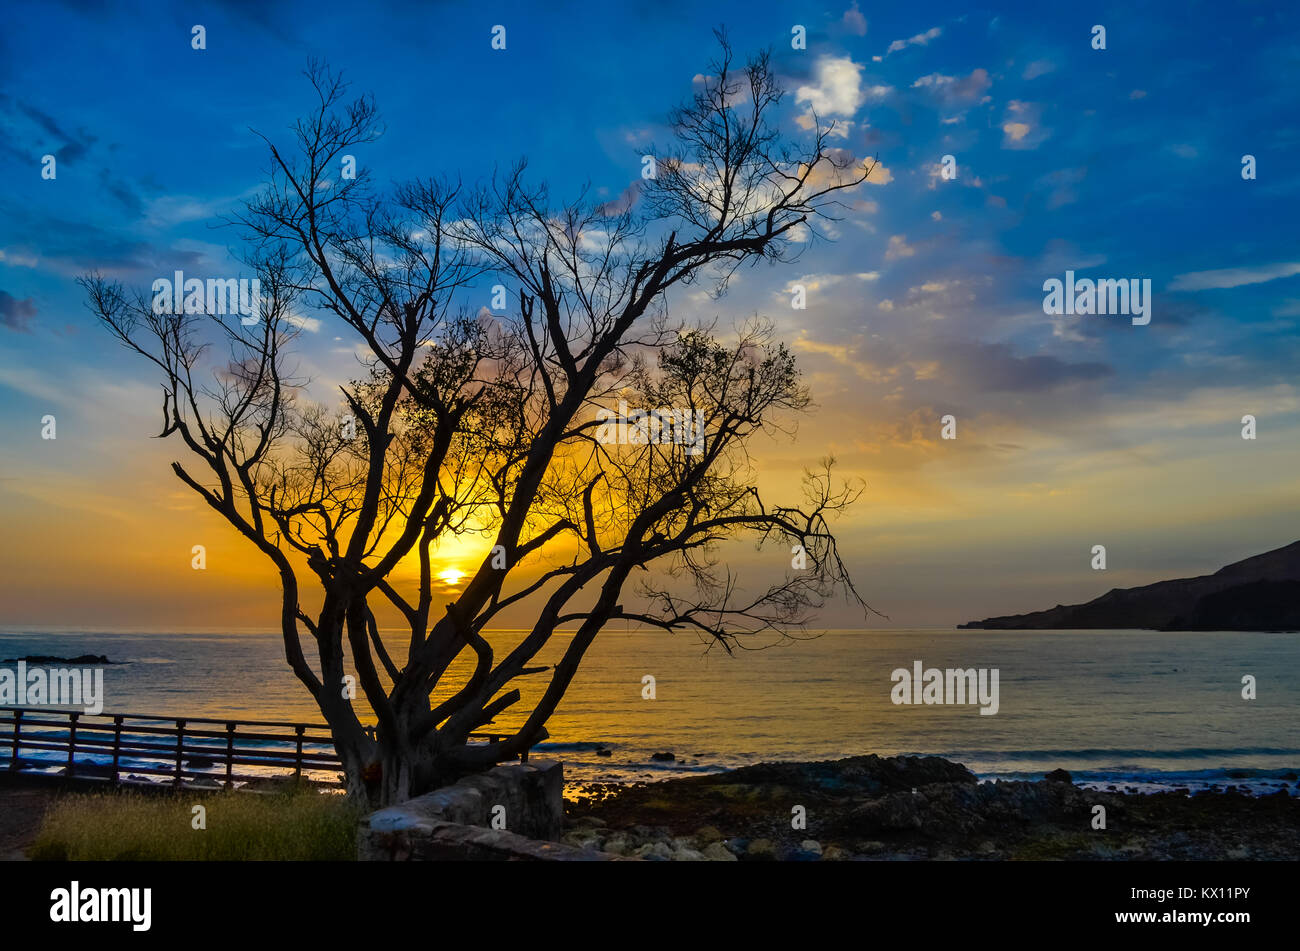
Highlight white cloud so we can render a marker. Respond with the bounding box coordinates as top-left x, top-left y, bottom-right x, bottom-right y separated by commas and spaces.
911, 69, 992, 104
1003, 122, 1031, 143
1023, 59, 1056, 79
795, 56, 872, 117
885, 235, 916, 261
1168, 262, 1300, 291
887, 26, 941, 55
842, 2, 867, 35
0, 248, 39, 268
